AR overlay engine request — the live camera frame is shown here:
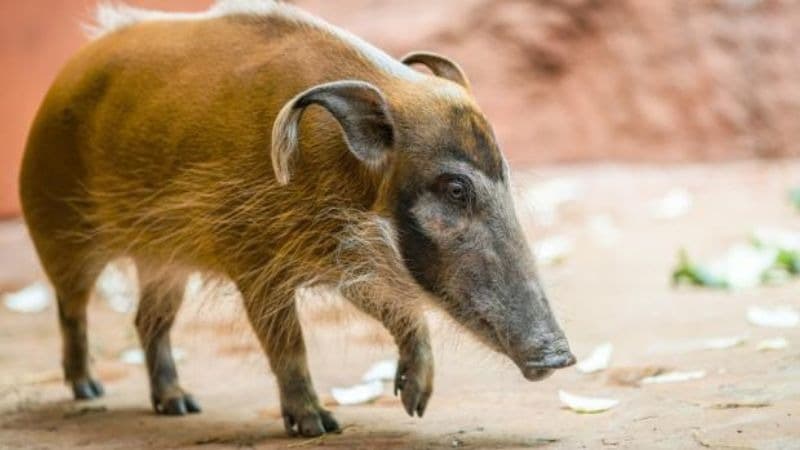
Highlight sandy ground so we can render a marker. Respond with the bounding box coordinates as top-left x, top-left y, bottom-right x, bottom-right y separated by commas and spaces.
0, 161, 798, 450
